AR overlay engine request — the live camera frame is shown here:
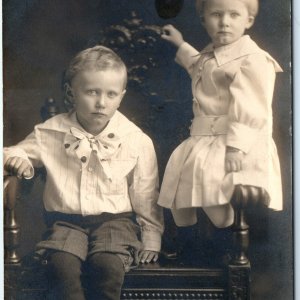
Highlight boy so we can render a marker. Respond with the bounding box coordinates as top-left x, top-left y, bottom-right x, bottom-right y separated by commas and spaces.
4, 45, 164, 300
